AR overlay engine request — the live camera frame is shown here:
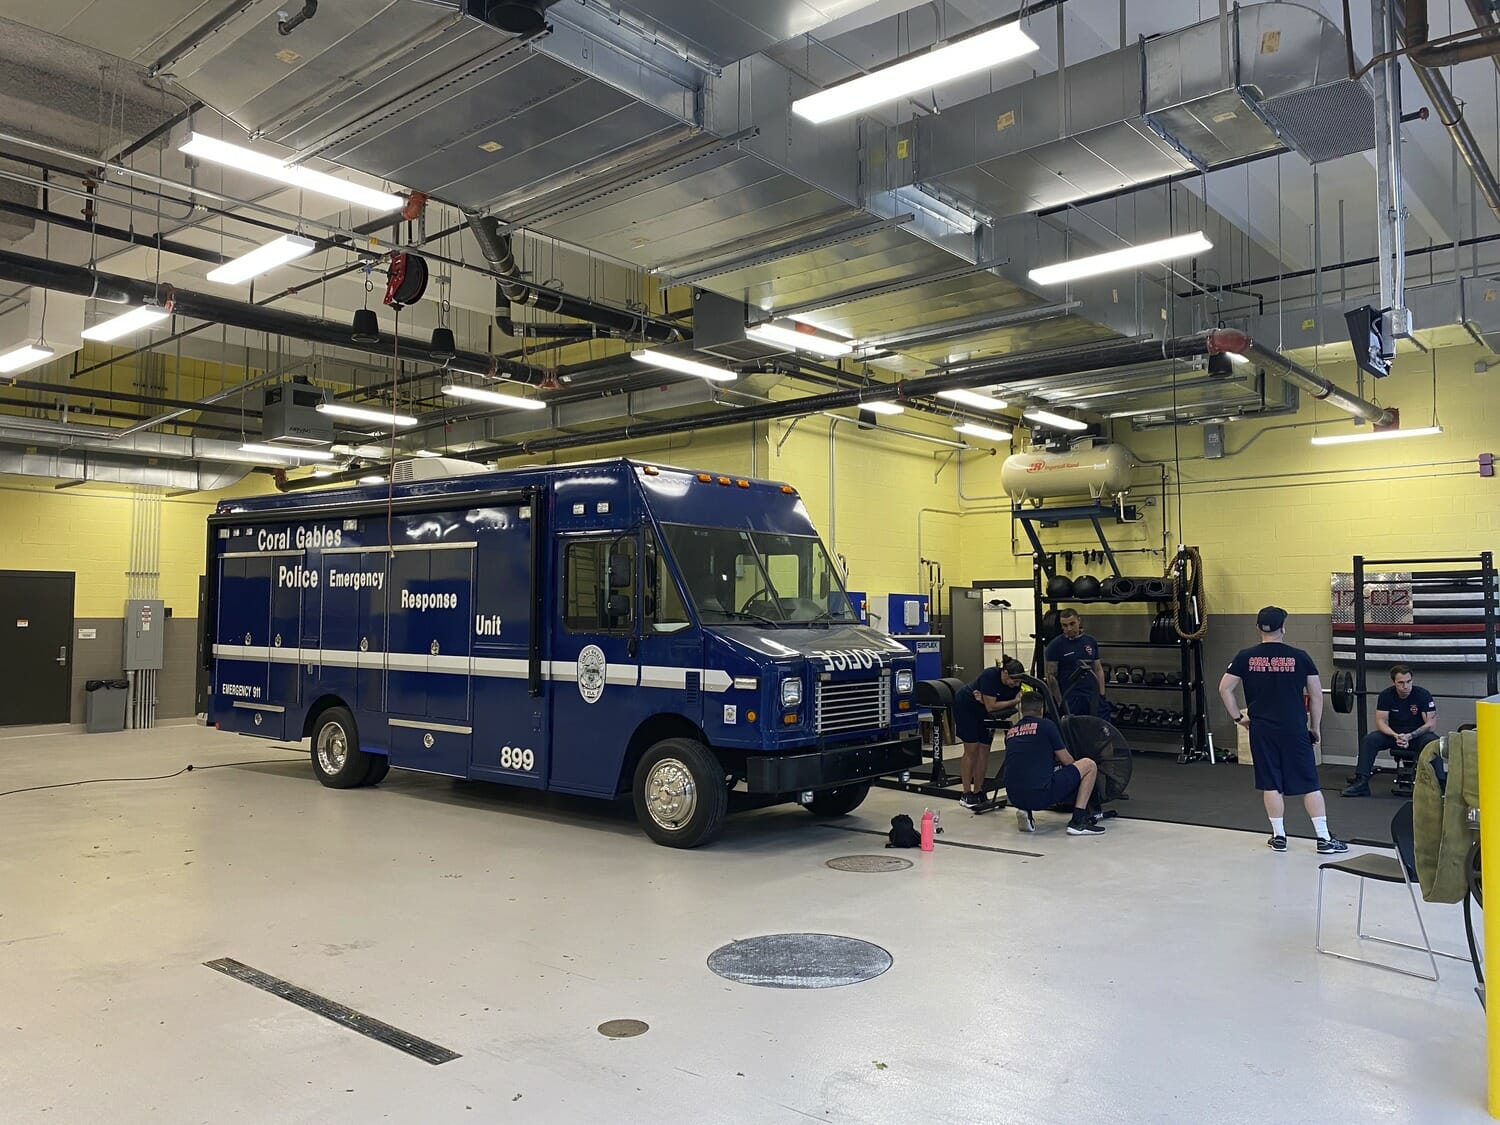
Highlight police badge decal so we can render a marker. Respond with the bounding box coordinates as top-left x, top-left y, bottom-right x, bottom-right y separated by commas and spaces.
577, 644, 607, 704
